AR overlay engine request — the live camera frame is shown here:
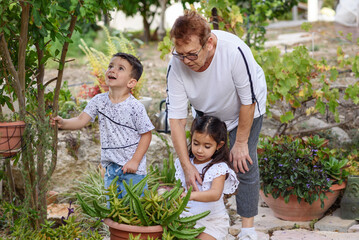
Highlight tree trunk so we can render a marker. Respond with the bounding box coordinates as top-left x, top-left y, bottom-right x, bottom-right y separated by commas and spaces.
158, 0, 167, 40
35, 43, 48, 224
143, 16, 151, 43
103, 9, 109, 26
18, 2, 30, 118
